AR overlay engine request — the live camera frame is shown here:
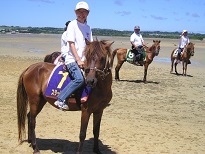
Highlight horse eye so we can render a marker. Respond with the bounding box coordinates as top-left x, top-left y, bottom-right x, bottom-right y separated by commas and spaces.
85, 68, 90, 73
